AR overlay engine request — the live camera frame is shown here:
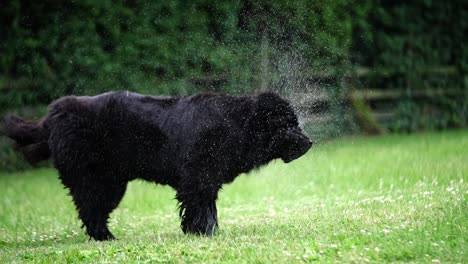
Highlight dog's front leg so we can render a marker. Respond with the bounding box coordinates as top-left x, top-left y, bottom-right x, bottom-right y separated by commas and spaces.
176, 181, 220, 236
